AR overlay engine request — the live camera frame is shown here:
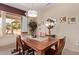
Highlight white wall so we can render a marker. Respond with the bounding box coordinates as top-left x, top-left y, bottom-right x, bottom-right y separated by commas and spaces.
37, 3, 79, 52
1, 11, 6, 36
21, 16, 28, 32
